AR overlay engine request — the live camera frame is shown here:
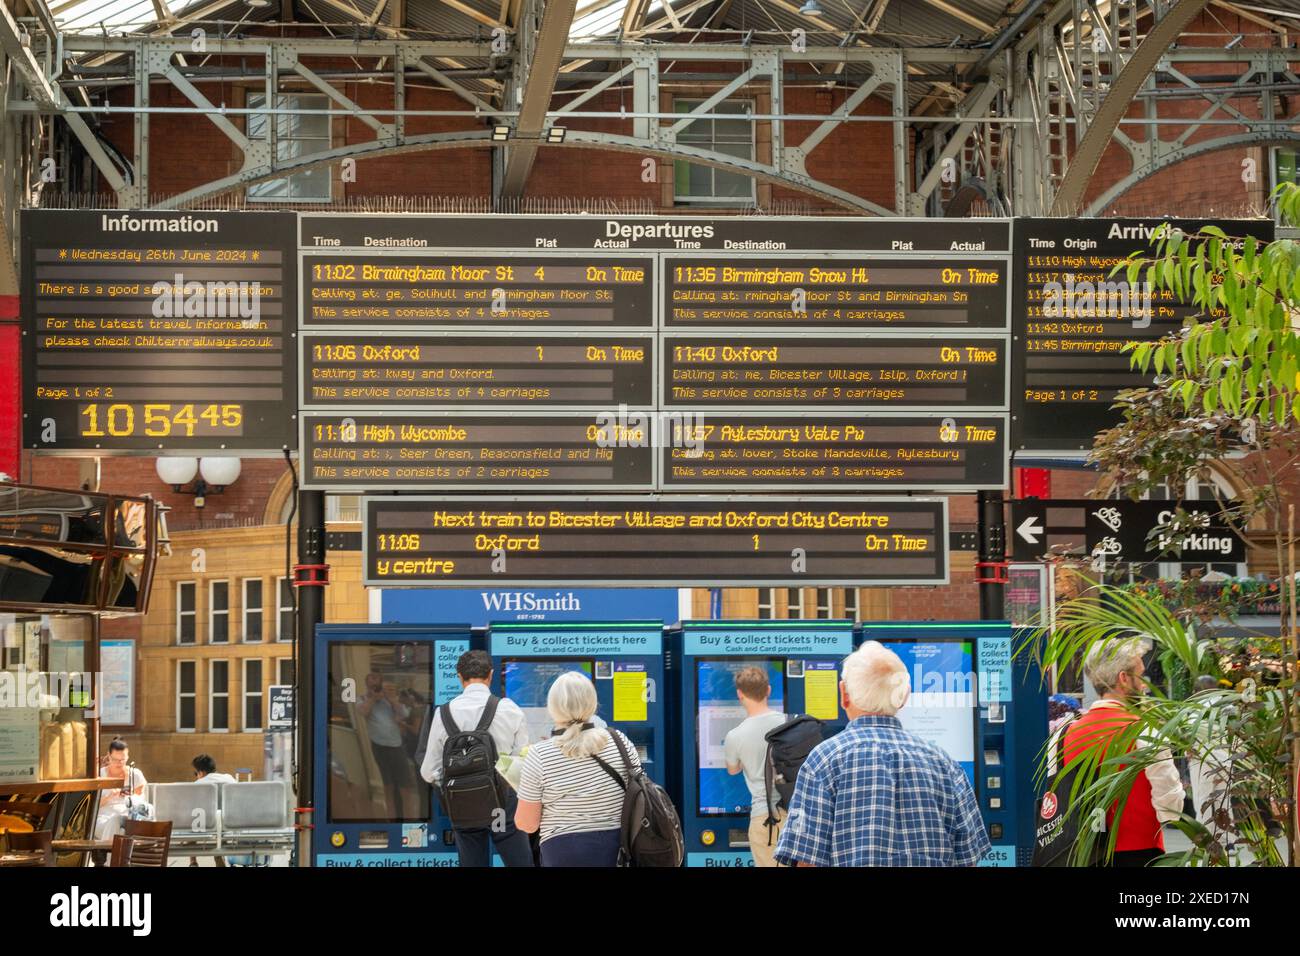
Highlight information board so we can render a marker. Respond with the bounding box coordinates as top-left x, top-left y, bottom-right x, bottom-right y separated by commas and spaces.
301, 333, 655, 408
1011, 217, 1274, 451
22, 210, 297, 453
301, 412, 654, 491
364, 496, 949, 586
